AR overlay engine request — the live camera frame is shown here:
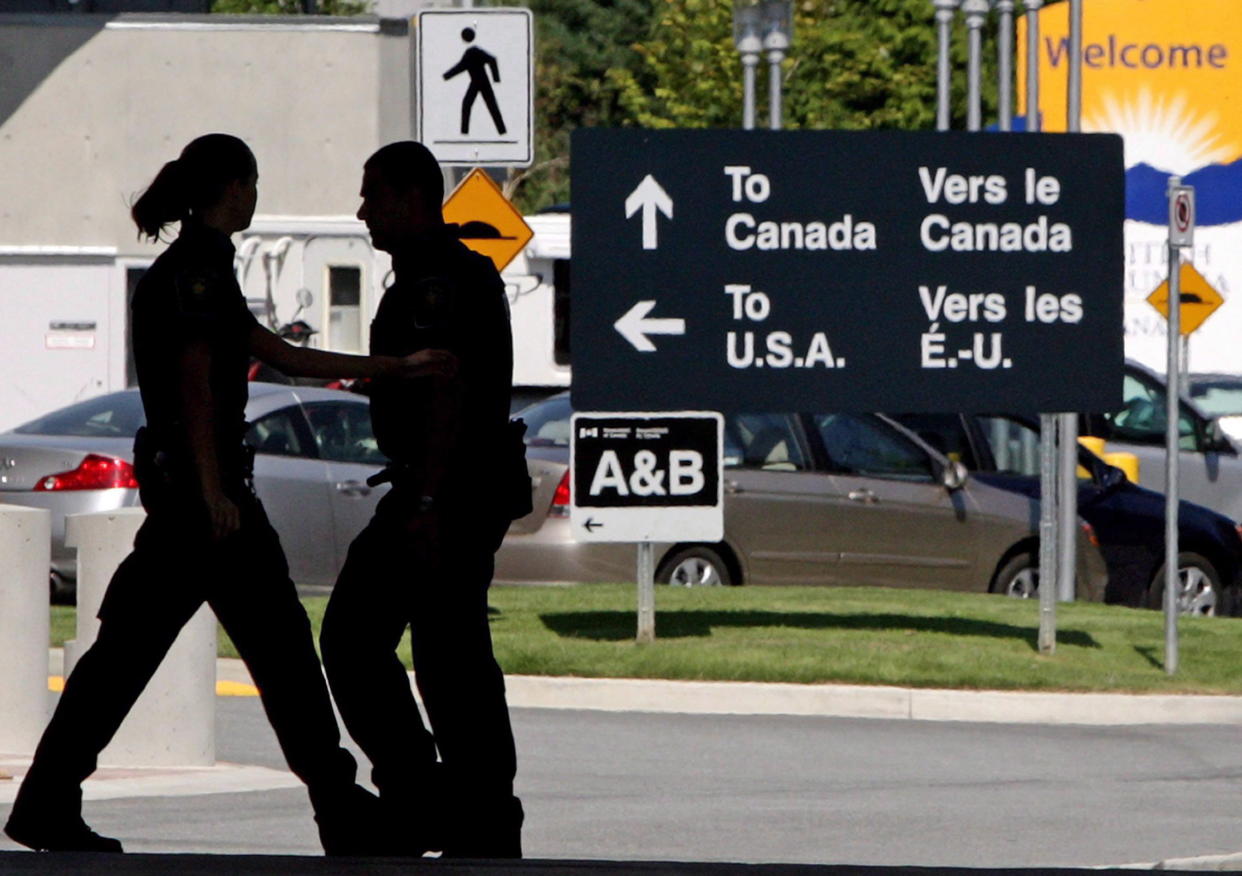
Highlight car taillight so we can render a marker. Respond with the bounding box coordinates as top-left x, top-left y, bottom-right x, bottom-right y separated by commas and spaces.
33, 454, 139, 491
550, 470, 570, 517
1235, 524, 1242, 545
1081, 521, 1100, 548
